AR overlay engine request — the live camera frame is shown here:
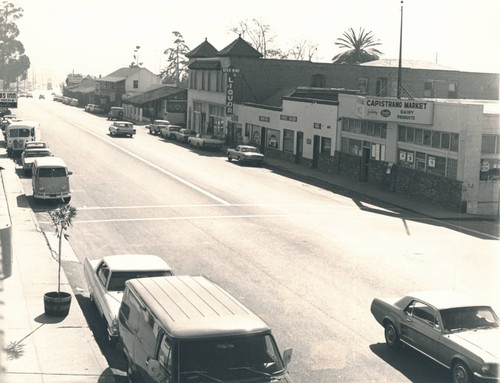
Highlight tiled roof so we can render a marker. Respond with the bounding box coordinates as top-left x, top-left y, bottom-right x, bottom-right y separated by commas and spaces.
217, 36, 262, 58
361, 59, 456, 71
186, 38, 219, 58
67, 78, 96, 94
122, 86, 187, 106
